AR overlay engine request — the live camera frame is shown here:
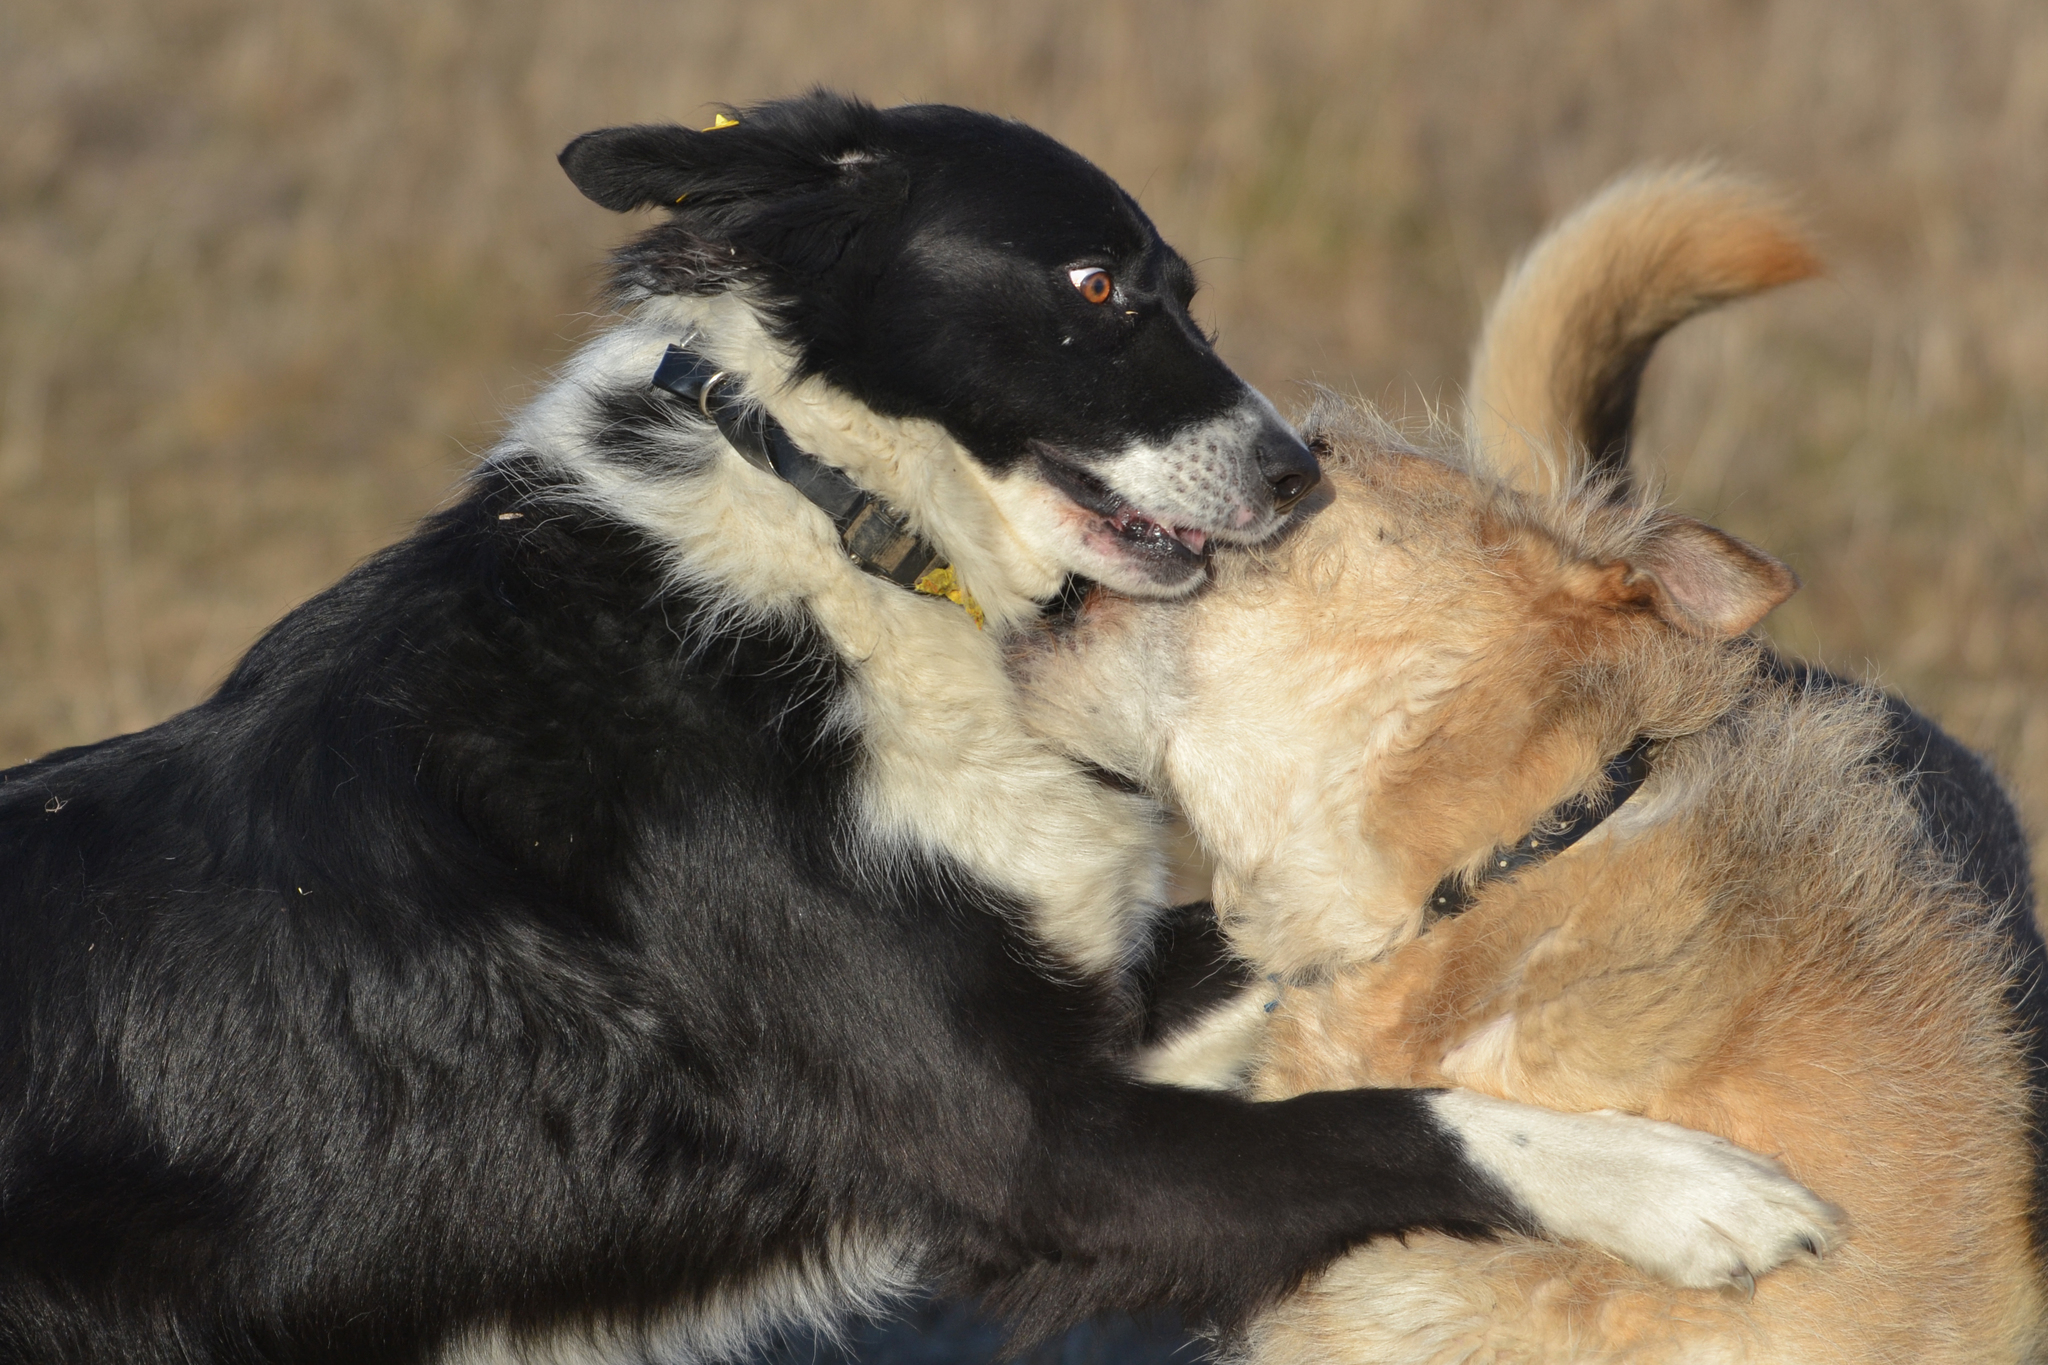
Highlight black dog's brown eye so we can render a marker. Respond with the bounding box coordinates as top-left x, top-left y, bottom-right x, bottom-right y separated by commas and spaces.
1068, 267, 1114, 305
